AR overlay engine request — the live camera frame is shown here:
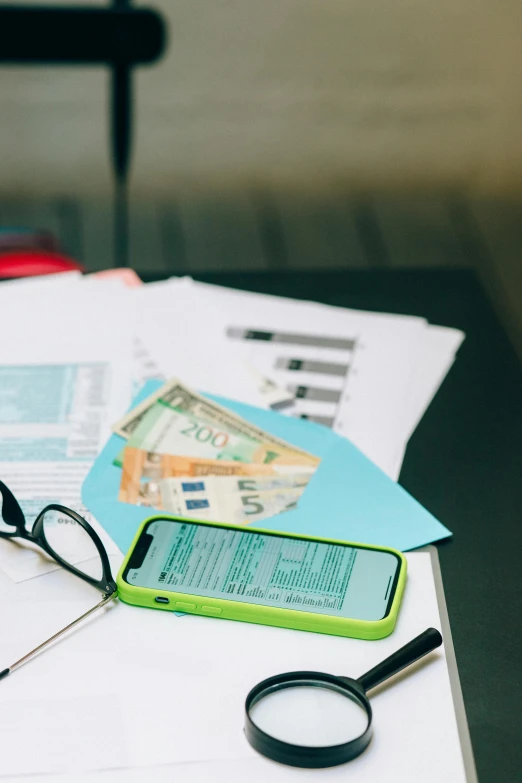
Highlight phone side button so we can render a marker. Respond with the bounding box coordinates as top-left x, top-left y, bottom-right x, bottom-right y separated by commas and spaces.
201, 606, 222, 616
175, 602, 196, 611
